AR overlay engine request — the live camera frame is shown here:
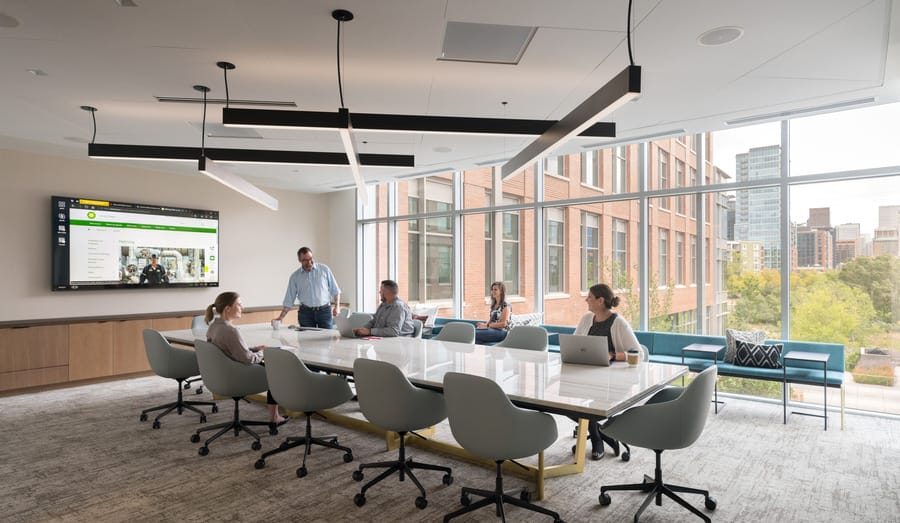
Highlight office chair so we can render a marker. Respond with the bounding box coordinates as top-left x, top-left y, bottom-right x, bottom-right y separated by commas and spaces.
351, 358, 453, 510
411, 319, 423, 338
254, 348, 354, 477
442, 372, 563, 523
181, 315, 207, 394
139, 329, 217, 428
598, 366, 718, 522
190, 340, 275, 456
494, 325, 549, 351
431, 322, 476, 344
